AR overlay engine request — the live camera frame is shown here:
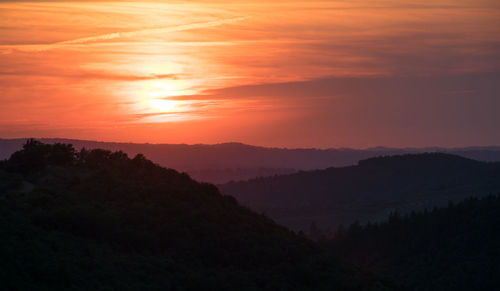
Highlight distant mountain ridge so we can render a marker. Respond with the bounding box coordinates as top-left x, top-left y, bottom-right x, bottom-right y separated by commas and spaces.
2, 138, 500, 183
220, 153, 500, 233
